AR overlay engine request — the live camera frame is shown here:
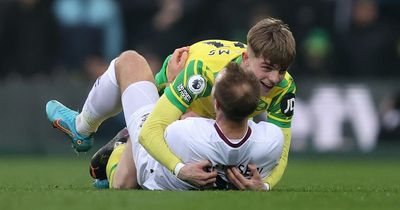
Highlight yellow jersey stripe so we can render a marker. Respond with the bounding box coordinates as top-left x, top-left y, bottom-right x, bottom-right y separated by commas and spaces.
268, 114, 290, 123
169, 84, 190, 108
